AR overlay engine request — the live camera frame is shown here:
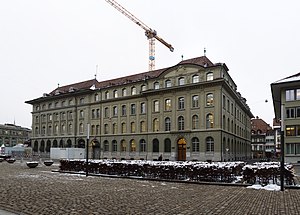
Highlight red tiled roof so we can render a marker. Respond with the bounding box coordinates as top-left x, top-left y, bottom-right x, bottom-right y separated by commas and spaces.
178, 56, 214, 67
50, 56, 219, 95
